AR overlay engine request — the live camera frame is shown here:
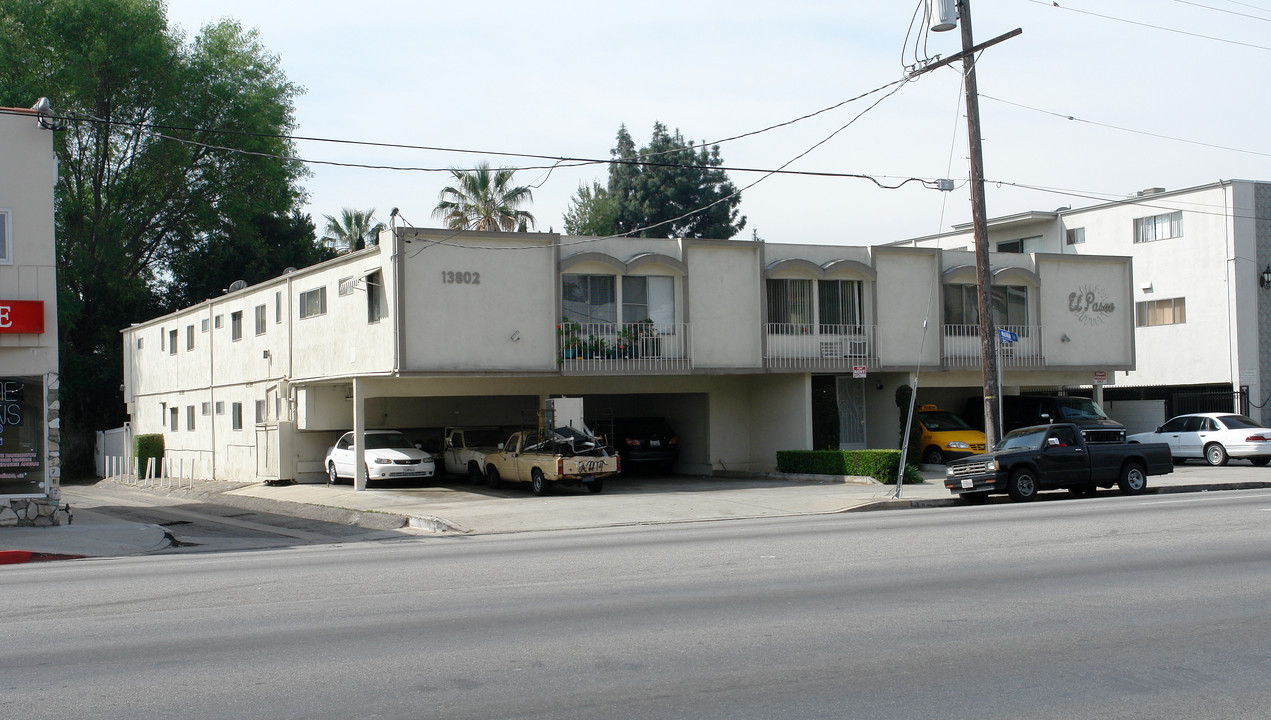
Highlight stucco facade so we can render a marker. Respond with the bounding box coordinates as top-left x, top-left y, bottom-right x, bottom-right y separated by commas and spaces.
0, 107, 66, 525
896, 180, 1269, 431
121, 225, 1135, 487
